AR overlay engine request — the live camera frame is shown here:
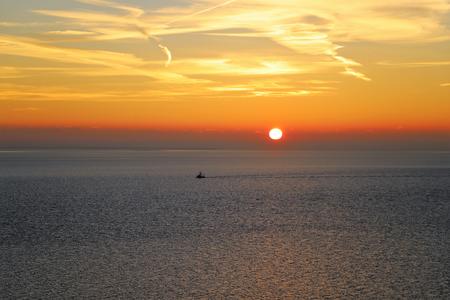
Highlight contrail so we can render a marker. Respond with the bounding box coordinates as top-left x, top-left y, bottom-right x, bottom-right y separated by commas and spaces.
76, 0, 172, 66
158, 44, 172, 67
167, 0, 237, 25
85, 0, 237, 67
77, 0, 144, 18
158, 0, 237, 65
135, 26, 172, 67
